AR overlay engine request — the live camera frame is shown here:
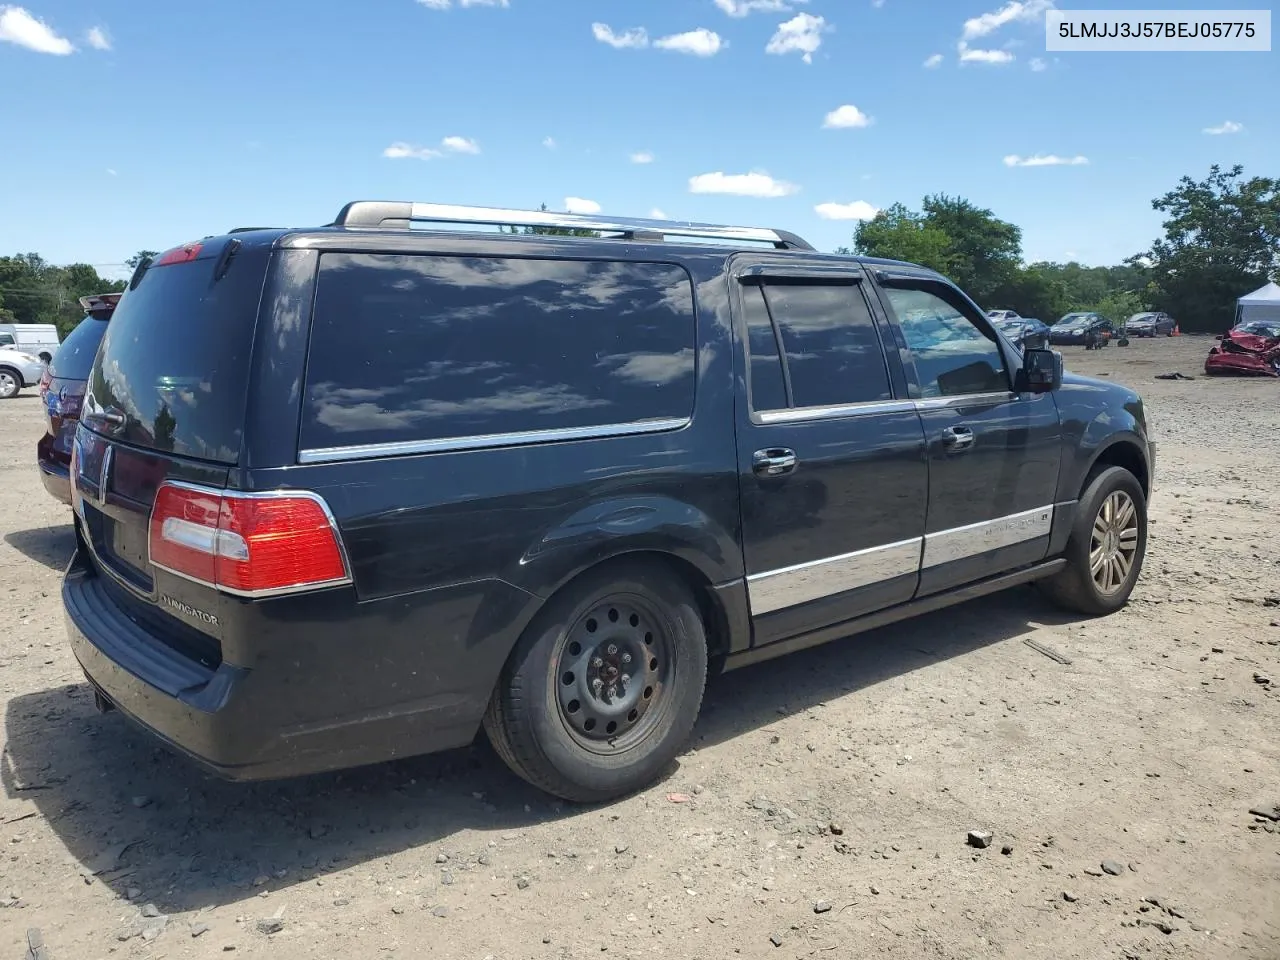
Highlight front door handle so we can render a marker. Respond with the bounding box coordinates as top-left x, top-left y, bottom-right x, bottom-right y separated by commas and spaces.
941, 426, 975, 452
753, 448, 798, 477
